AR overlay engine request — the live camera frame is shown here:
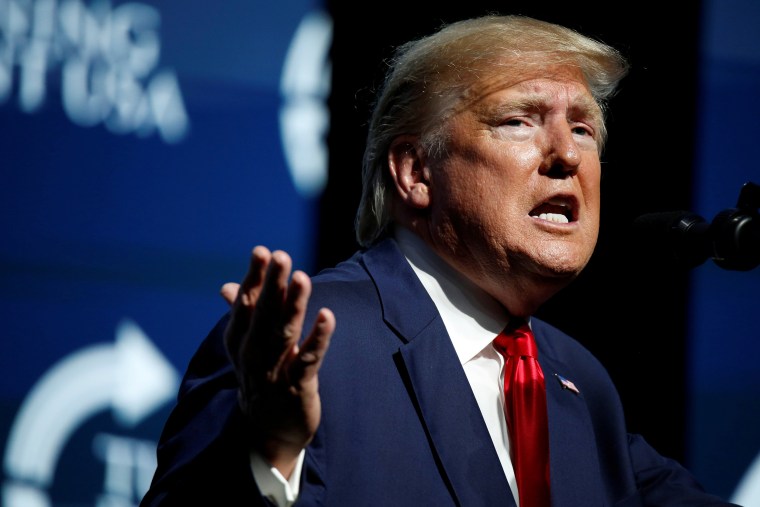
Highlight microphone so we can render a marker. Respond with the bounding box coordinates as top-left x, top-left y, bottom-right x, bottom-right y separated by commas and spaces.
631, 181, 760, 271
